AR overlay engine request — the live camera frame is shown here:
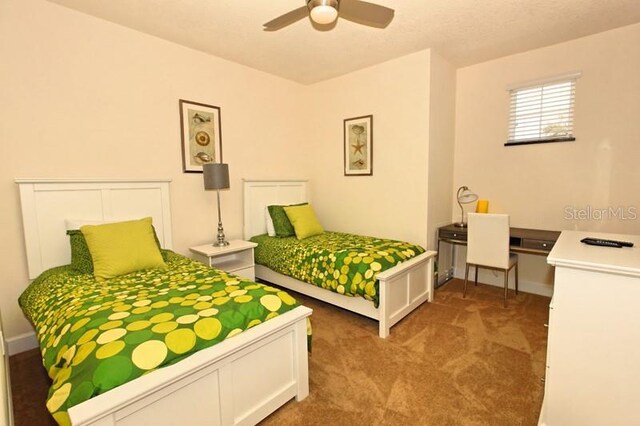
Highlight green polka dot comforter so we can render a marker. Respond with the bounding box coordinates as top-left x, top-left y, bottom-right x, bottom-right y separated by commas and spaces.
250, 232, 425, 307
18, 251, 300, 425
